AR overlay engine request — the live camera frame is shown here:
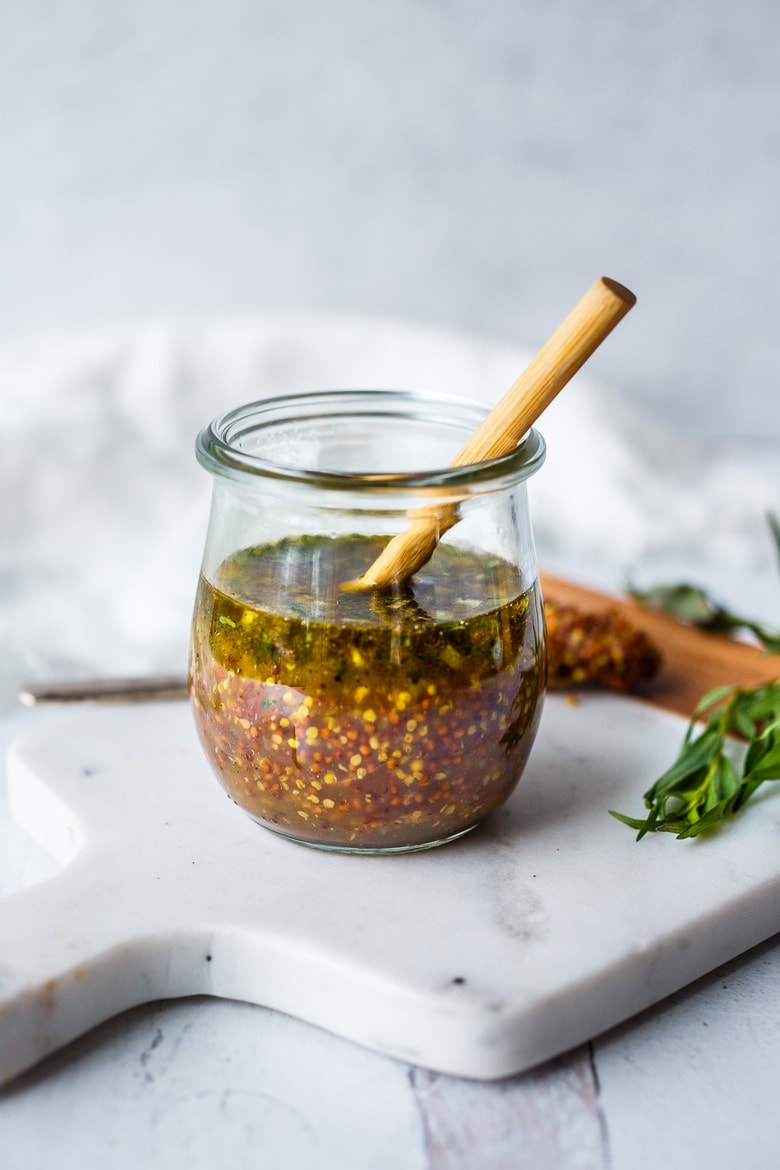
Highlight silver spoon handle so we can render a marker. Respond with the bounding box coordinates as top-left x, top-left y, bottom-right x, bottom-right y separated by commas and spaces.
18, 675, 189, 706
